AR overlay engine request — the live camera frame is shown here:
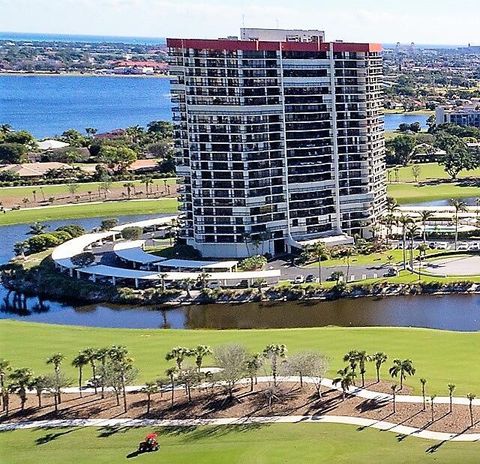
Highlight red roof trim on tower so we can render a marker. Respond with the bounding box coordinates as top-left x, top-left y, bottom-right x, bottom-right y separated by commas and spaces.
166, 38, 382, 53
